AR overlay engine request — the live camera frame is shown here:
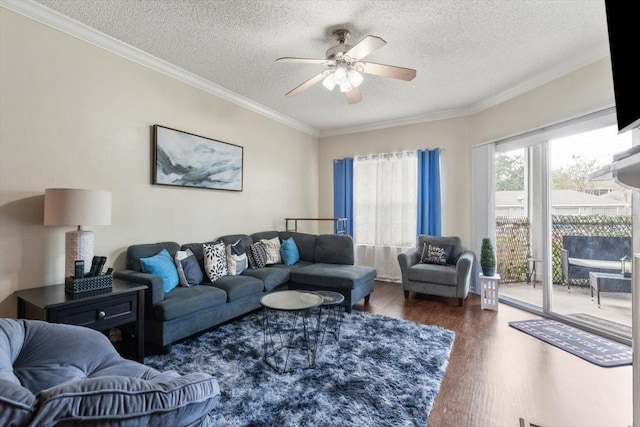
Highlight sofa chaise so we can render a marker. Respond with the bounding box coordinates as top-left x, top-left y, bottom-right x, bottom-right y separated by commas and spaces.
115, 231, 376, 352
